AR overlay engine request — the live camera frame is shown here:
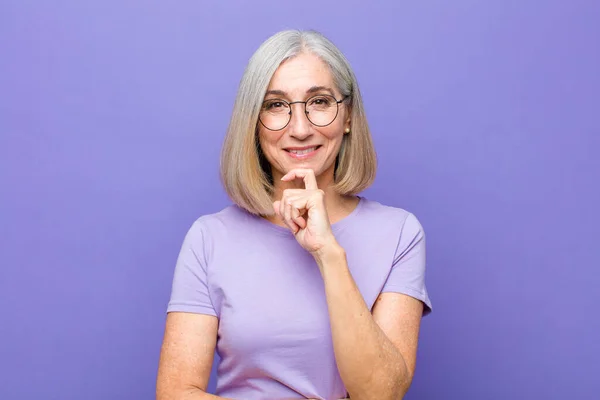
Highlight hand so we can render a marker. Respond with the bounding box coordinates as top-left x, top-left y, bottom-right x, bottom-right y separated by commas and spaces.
273, 168, 337, 255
